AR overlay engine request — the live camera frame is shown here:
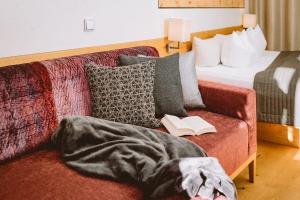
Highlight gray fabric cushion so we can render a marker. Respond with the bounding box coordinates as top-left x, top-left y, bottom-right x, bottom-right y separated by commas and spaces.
119, 53, 187, 118
86, 61, 161, 128
179, 51, 205, 108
